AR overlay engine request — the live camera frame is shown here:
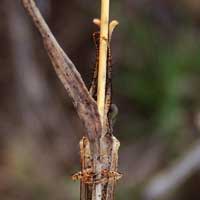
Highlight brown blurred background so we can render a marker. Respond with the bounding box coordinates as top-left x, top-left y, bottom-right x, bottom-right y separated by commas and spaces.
1, 0, 200, 199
